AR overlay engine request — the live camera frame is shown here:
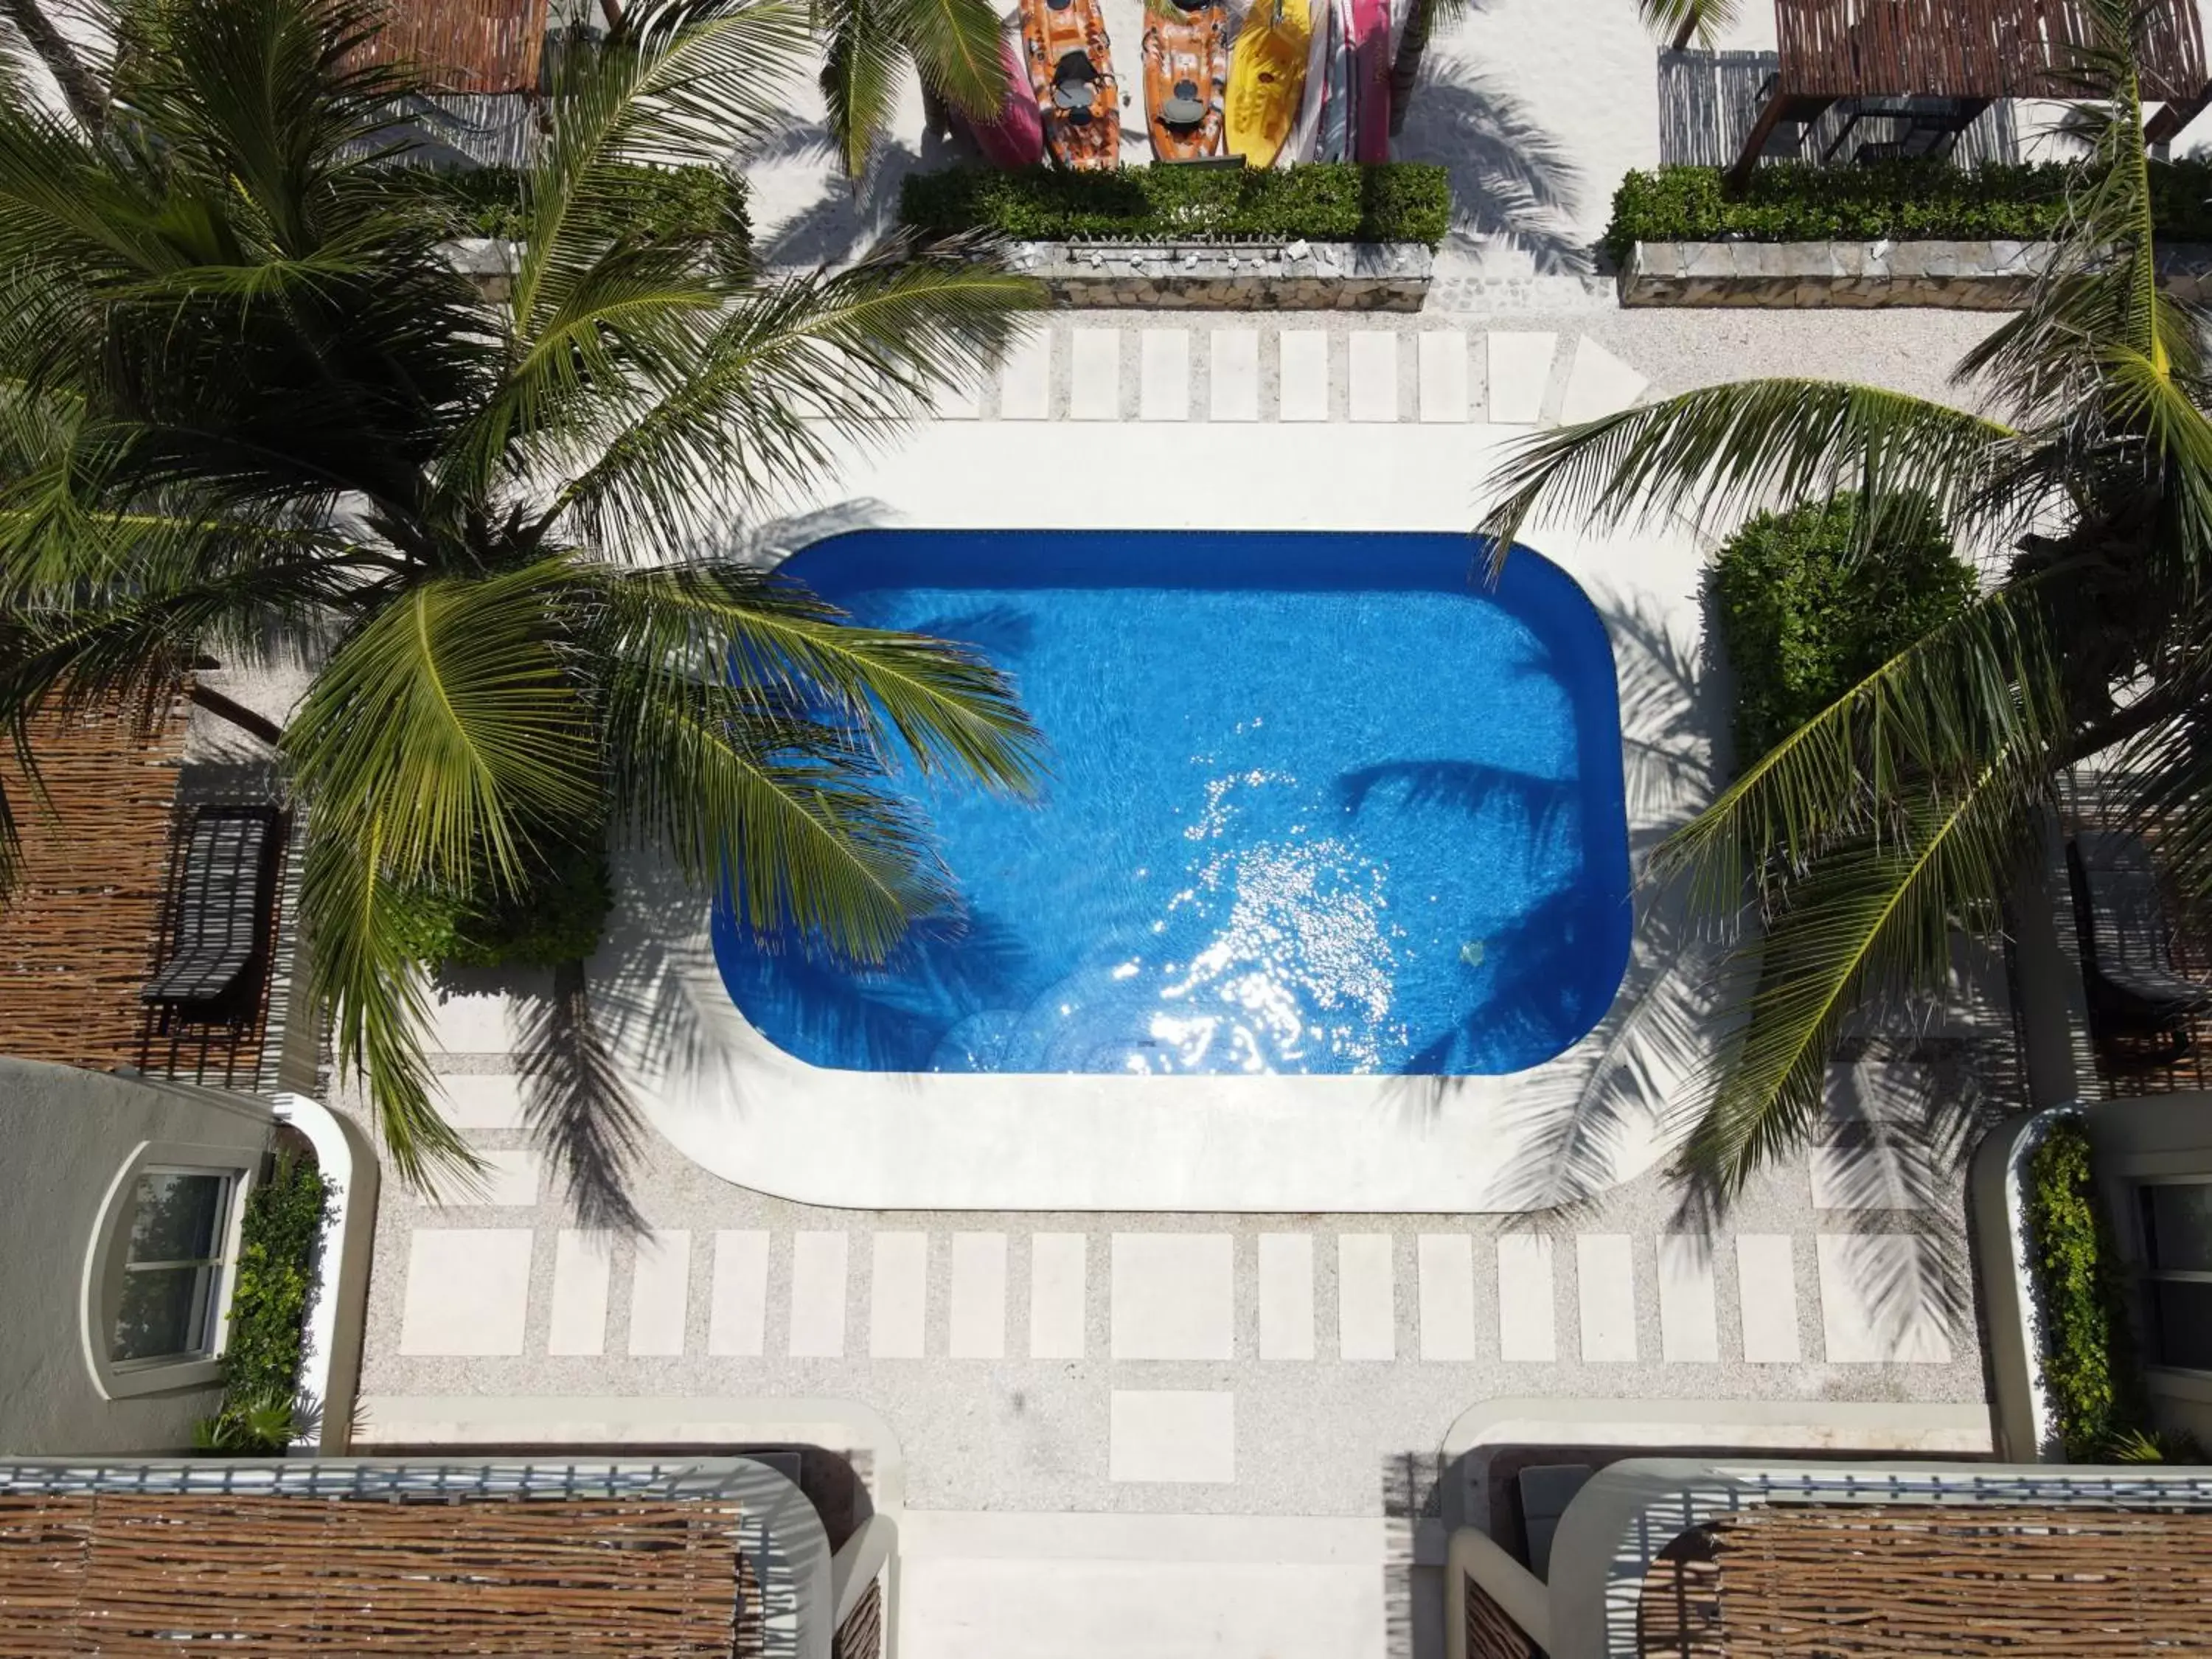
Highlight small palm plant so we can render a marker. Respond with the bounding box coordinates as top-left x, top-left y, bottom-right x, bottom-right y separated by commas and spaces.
1478, 0, 2212, 1198
0, 0, 1043, 1199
